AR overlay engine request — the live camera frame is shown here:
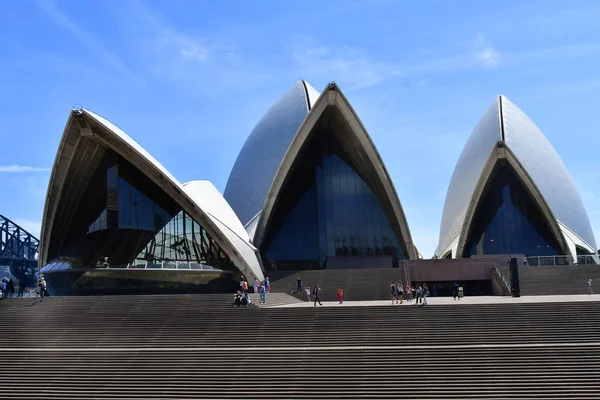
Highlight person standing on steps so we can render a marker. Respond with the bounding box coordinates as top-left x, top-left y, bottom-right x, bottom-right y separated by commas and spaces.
305, 285, 311, 302
38, 278, 47, 302
406, 283, 413, 302
18, 280, 25, 297
337, 287, 343, 304
588, 279, 593, 295
266, 277, 271, 293
523, 256, 528, 267
453, 282, 460, 300
390, 281, 397, 304
422, 283, 428, 305
313, 284, 322, 306
253, 278, 259, 294
259, 281, 266, 304
397, 281, 404, 304
241, 279, 248, 295
297, 276, 302, 293
415, 284, 423, 305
